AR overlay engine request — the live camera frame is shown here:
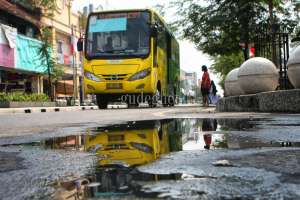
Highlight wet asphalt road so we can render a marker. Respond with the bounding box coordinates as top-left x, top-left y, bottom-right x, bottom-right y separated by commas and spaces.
1, 106, 300, 200
0, 105, 272, 138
